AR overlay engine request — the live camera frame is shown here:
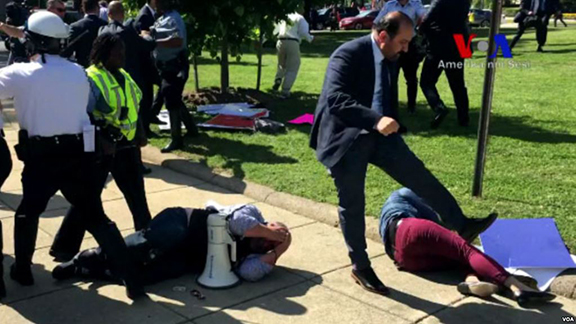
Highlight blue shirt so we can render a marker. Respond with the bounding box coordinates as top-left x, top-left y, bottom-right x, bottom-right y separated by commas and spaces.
378, 188, 441, 251
375, 0, 427, 26
153, 10, 187, 62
